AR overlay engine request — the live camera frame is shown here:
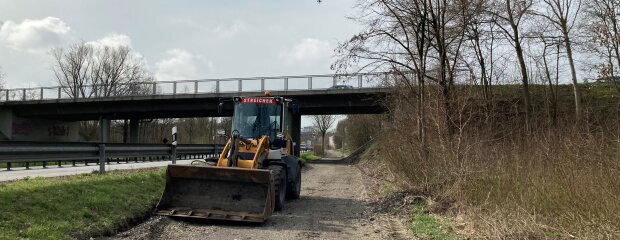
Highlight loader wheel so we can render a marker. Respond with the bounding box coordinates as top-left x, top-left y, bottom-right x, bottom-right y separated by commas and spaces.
286, 164, 301, 199
268, 165, 287, 211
